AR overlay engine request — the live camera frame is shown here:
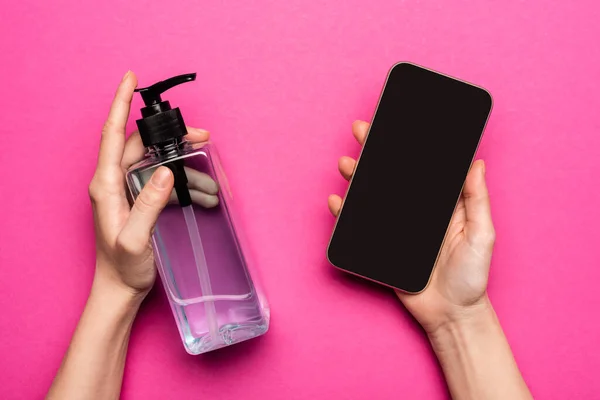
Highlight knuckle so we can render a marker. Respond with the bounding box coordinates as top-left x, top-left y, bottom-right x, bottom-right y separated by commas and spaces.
115, 233, 148, 257
102, 119, 116, 136
88, 174, 119, 201
487, 229, 497, 245
478, 227, 496, 246
88, 178, 103, 201
135, 188, 160, 214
